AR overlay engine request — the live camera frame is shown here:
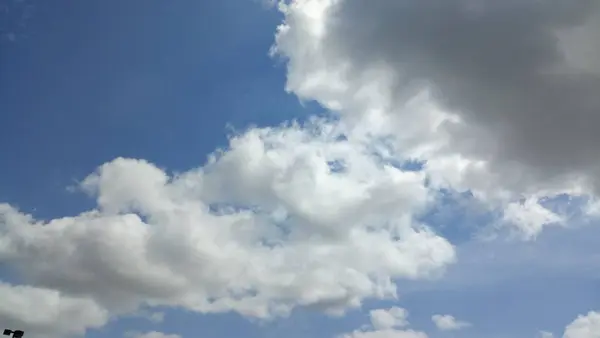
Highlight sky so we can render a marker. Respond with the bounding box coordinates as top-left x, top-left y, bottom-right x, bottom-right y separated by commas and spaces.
1, 1, 600, 338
